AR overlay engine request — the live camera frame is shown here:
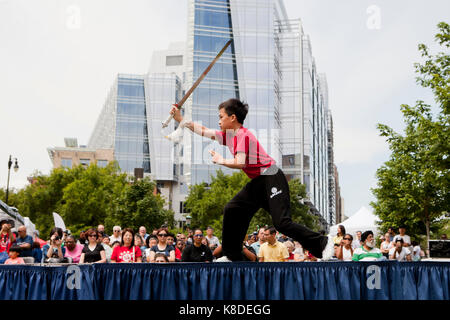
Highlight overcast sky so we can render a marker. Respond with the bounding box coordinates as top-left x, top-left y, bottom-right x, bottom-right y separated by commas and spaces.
0, 0, 448, 218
